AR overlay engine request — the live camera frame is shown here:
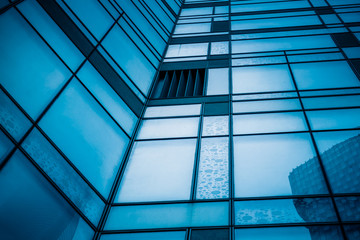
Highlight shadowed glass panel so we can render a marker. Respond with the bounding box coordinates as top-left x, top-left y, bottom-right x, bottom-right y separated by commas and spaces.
307, 108, 360, 130
101, 231, 186, 240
